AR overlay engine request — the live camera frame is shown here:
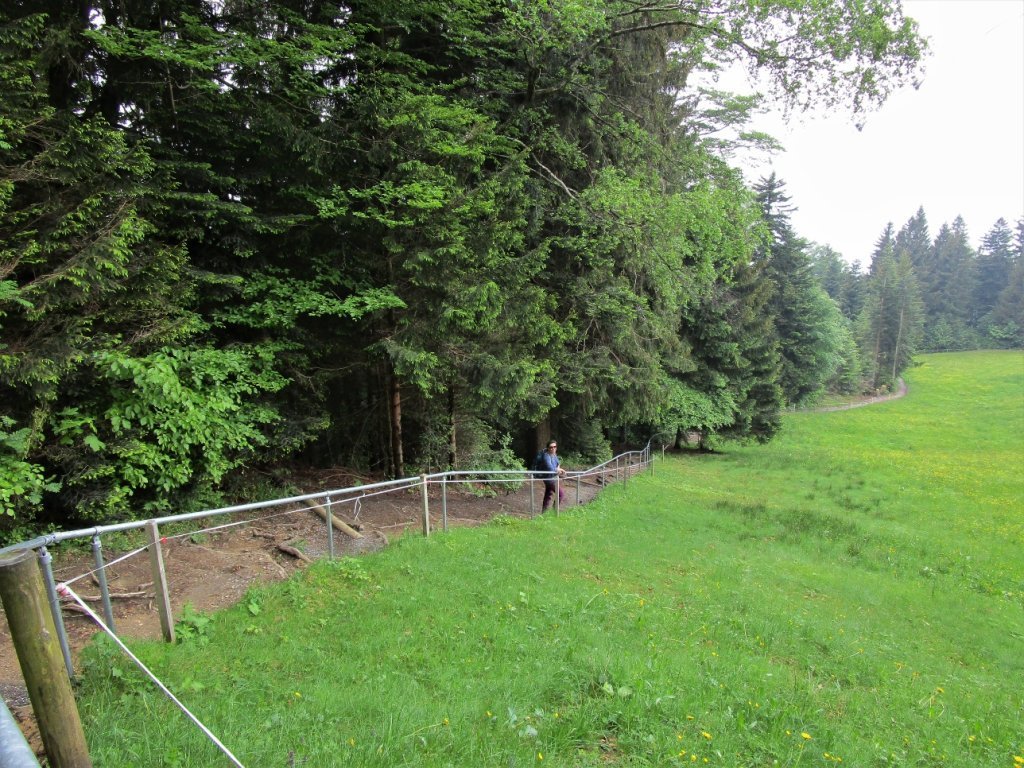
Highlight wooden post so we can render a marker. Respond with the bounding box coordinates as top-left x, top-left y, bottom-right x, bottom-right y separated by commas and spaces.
420, 475, 431, 537
0, 550, 93, 767
146, 521, 175, 644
